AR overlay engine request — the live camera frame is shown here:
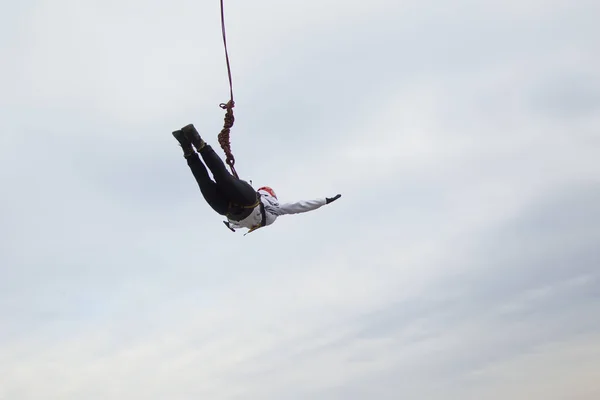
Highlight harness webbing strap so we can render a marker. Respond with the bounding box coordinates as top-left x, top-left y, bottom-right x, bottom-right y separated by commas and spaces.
259, 200, 267, 227
244, 196, 267, 235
